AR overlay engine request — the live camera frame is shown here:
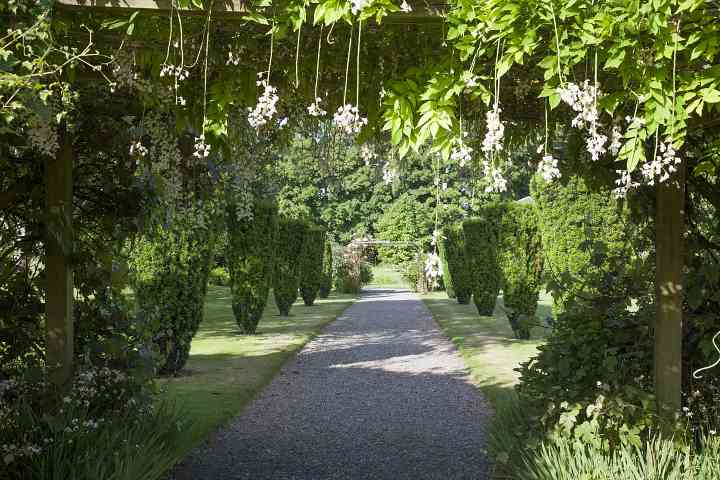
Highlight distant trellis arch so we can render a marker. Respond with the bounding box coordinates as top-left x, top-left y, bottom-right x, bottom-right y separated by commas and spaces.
353, 239, 430, 293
